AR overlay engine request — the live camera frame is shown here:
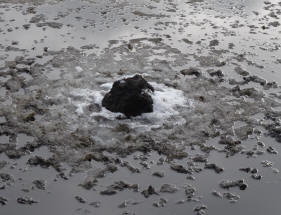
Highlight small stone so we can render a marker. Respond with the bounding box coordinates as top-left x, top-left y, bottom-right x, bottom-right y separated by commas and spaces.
153, 198, 167, 207
160, 184, 178, 193
234, 66, 249, 76
118, 200, 128, 208
223, 192, 240, 202
180, 68, 201, 77
205, 163, 224, 173
209, 39, 219, 47
17, 197, 38, 204
32, 179, 46, 190
185, 184, 196, 200
0, 161, 7, 169
251, 174, 262, 180
272, 168, 280, 173
75, 196, 86, 204
152, 171, 165, 178
220, 179, 247, 190
209, 69, 224, 77
268, 21, 280, 27
266, 146, 278, 154
212, 190, 223, 198
170, 164, 190, 174
100, 188, 117, 195
176, 199, 186, 204
0, 173, 14, 182
23, 24, 30, 30
192, 154, 208, 163
186, 175, 195, 180
89, 201, 101, 208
